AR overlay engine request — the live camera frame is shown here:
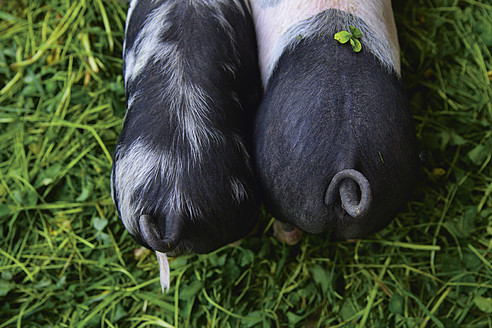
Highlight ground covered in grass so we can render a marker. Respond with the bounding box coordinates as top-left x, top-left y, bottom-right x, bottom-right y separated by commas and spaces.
0, 0, 490, 327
